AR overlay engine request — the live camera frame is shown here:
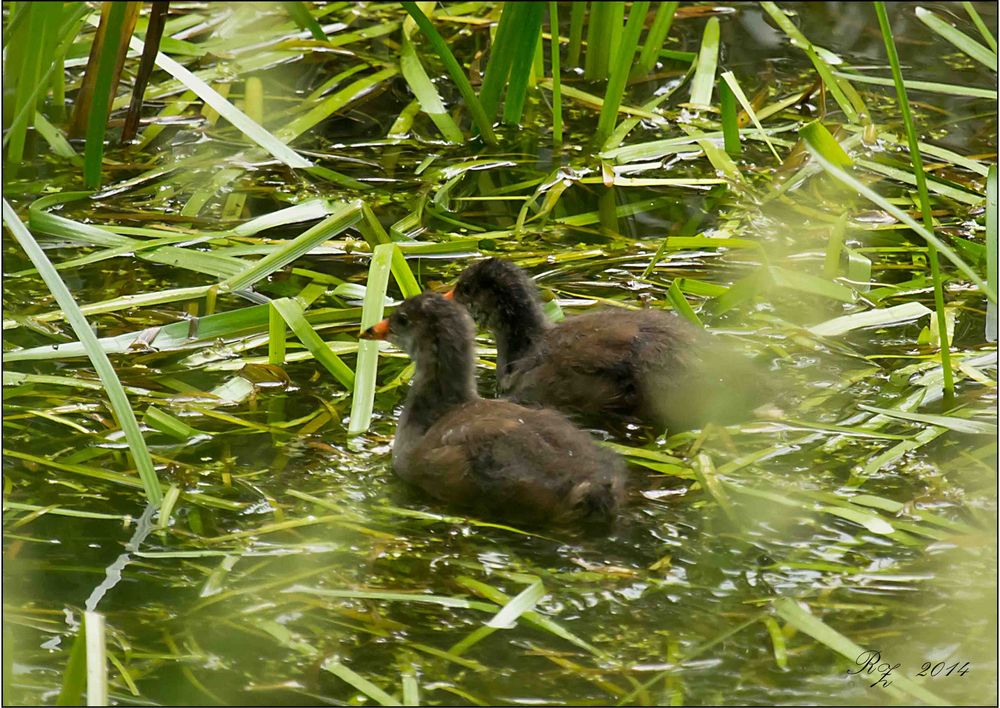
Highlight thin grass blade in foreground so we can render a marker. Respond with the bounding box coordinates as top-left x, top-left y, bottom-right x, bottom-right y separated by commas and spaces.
988, 165, 997, 342
875, 1, 954, 399
2, 200, 162, 505
773, 598, 947, 705
400, 34, 464, 143
349, 243, 394, 435
284, 1, 326, 40
84, 611, 107, 706
961, 1, 997, 52
322, 659, 398, 706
